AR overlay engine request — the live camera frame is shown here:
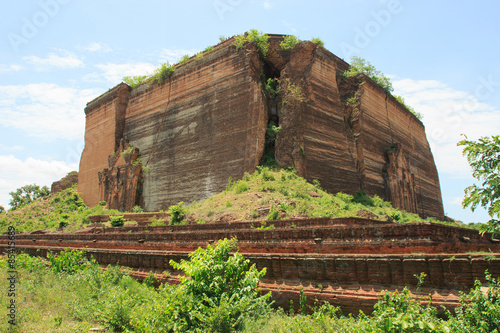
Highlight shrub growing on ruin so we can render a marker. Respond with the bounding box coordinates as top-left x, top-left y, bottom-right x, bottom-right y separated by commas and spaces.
122, 75, 147, 88
153, 62, 176, 84
168, 202, 187, 225
310, 37, 325, 48
110, 215, 125, 227
280, 35, 301, 49
234, 30, 270, 57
